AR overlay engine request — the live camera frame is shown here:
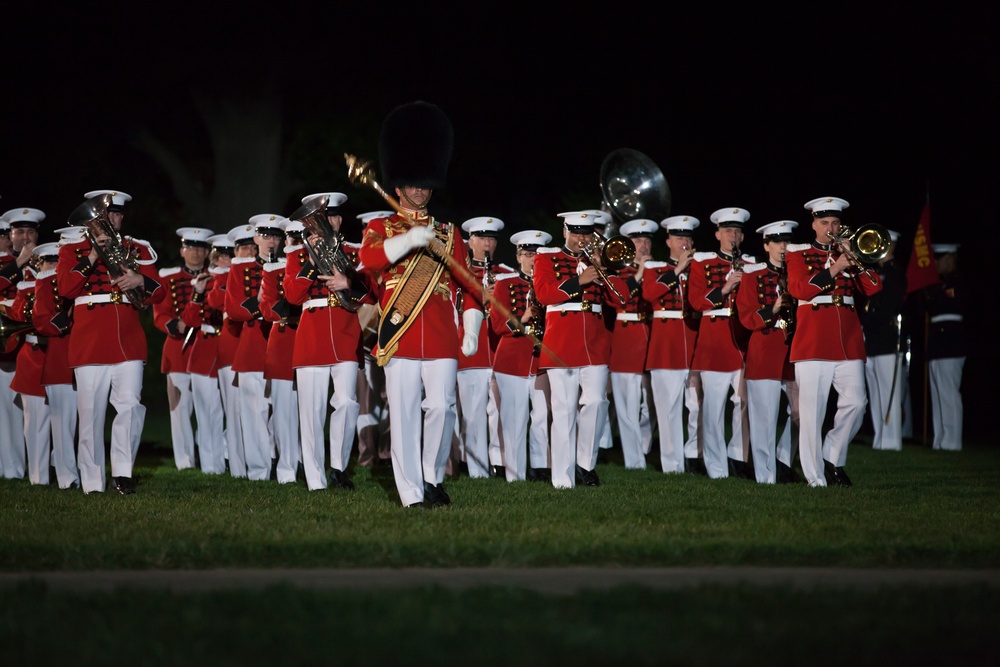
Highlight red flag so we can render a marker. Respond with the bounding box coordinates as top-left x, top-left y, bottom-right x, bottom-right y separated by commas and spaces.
905, 201, 939, 294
